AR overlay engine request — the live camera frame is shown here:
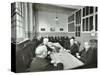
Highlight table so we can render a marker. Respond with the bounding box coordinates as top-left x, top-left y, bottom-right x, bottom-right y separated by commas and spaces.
50, 51, 84, 70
